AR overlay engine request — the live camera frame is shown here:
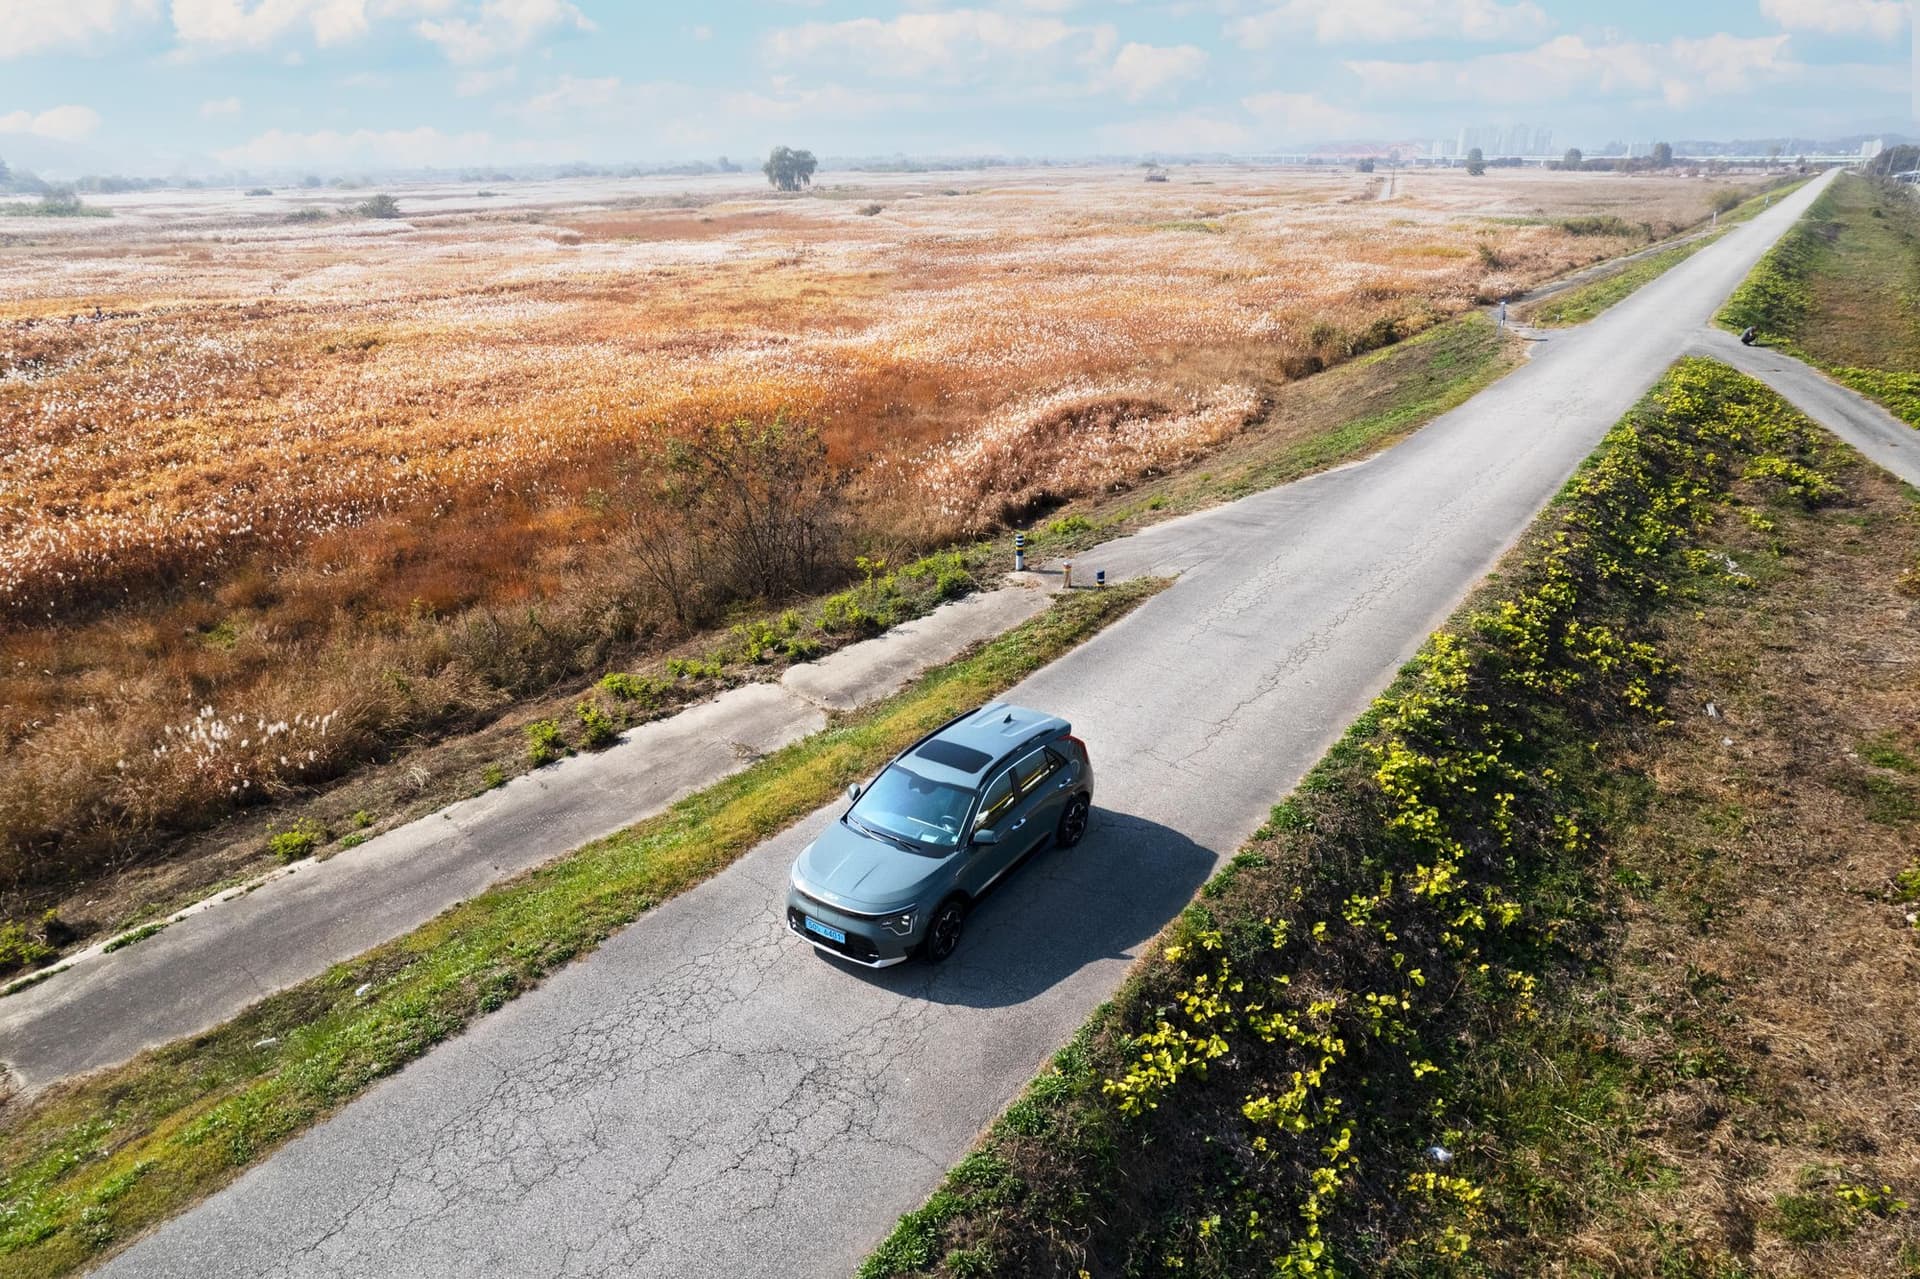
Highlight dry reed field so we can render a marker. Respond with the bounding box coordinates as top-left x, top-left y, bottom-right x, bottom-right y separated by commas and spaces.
0, 163, 1768, 912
